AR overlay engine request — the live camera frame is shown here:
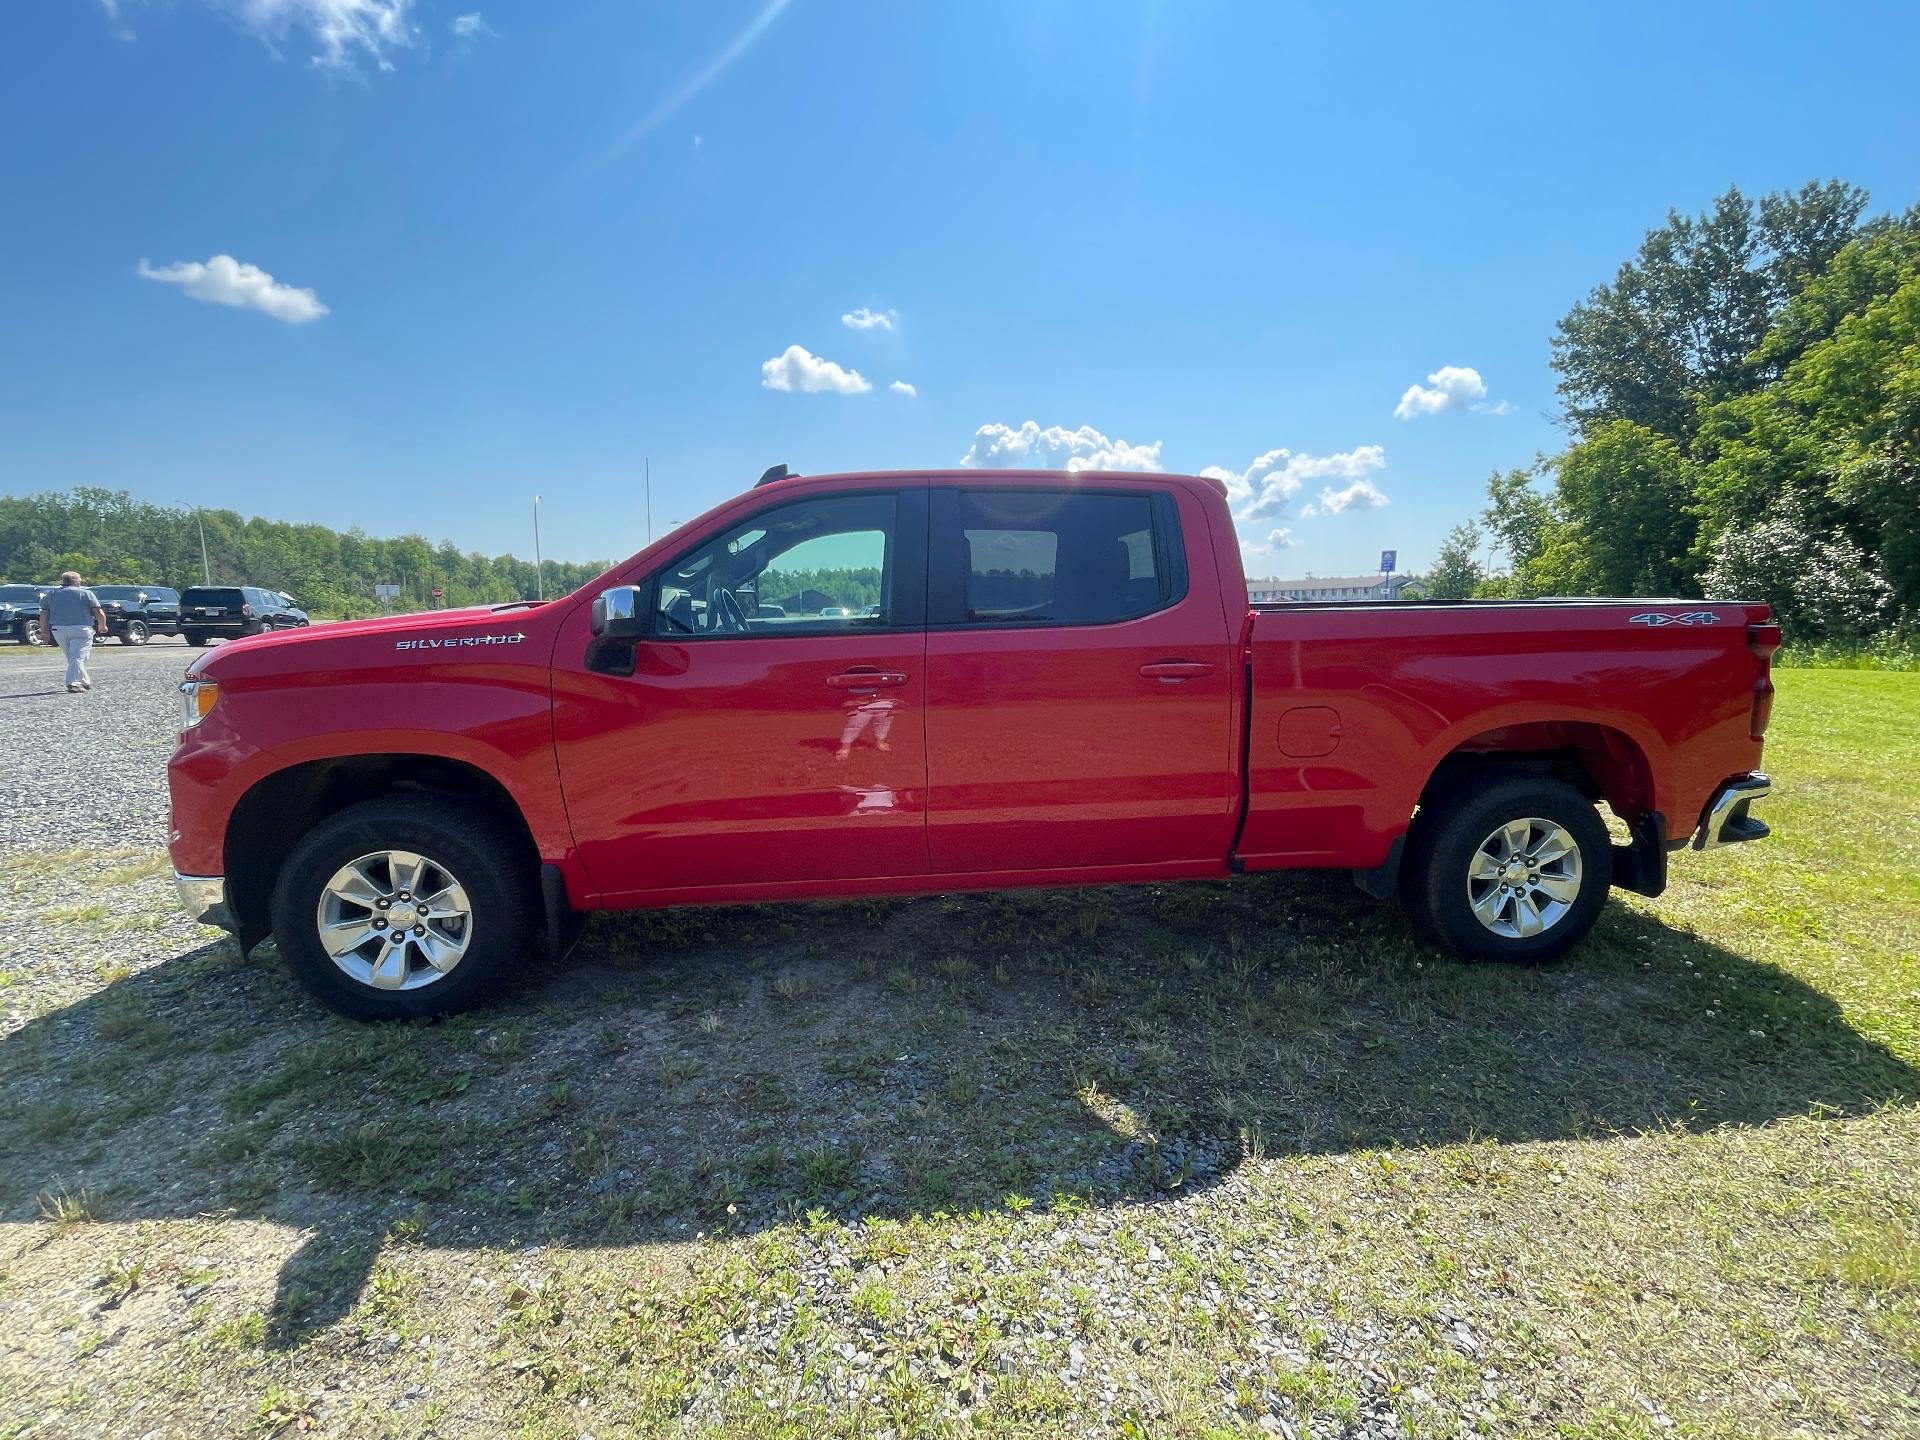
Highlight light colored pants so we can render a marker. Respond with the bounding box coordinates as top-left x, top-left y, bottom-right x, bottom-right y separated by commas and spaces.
54, 626, 94, 689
